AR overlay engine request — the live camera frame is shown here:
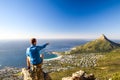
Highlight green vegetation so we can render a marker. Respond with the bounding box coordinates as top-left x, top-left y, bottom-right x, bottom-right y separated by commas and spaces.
70, 35, 120, 54
49, 52, 120, 80
112, 47, 120, 53
49, 68, 80, 80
